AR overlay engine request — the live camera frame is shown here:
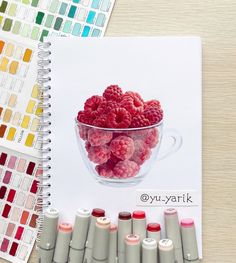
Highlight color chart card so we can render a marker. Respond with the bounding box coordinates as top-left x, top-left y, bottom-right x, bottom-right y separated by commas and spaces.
0, 146, 41, 263
0, 0, 116, 40
0, 32, 42, 157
